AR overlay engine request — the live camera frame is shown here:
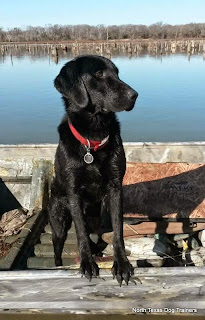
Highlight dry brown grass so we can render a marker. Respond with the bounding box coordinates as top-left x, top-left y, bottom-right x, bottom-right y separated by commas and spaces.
0, 241, 11, 259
